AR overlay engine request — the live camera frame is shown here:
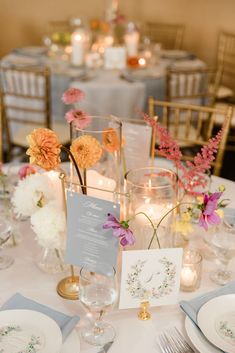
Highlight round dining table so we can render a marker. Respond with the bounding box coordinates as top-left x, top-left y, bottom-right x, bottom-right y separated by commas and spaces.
0, 48, 204, 121
1, 171, 235, 353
